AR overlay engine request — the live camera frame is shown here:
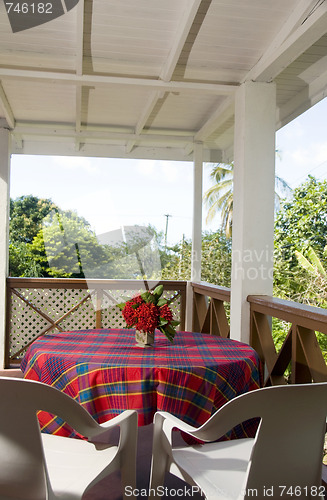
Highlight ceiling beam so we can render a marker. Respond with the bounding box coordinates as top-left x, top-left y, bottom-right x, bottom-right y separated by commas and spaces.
130, 0, 203, 152
134, 91, 160, 137
194, 96, 234, 143
0, 68, 238, 95
12, 125, 196, 144
254, 0, 320, 65
248, 0, 327, 82
11, 141, 222, 163
160, 0, 202, 82
0, 83, 15, 129
276, 67, 327, 129
195, 0, 327, 148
